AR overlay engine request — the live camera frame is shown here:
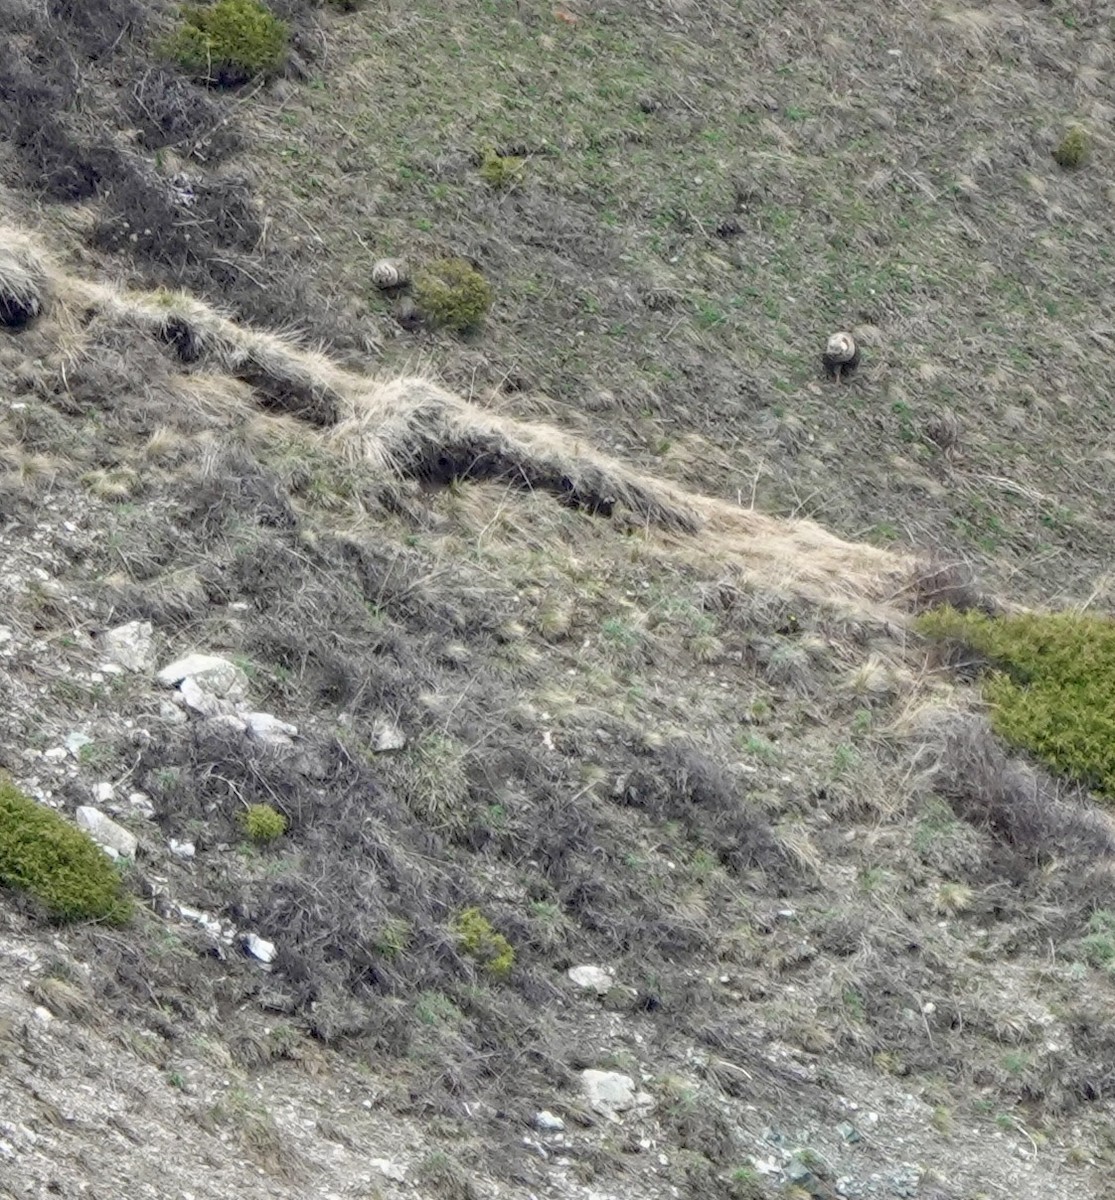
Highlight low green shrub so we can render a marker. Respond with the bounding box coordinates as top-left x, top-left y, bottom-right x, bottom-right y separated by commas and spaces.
1052, 126, 1090, 169
453, 906, 514, 979
1078, 910, 1115, 969
917, 606, 1115, 797
478, 147, 524, 191
0, 774, 133, 923
414, 1151, 478, 1200
163, 0, 289, 88
412, 258, 493, 333
239, 802, 287, 843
